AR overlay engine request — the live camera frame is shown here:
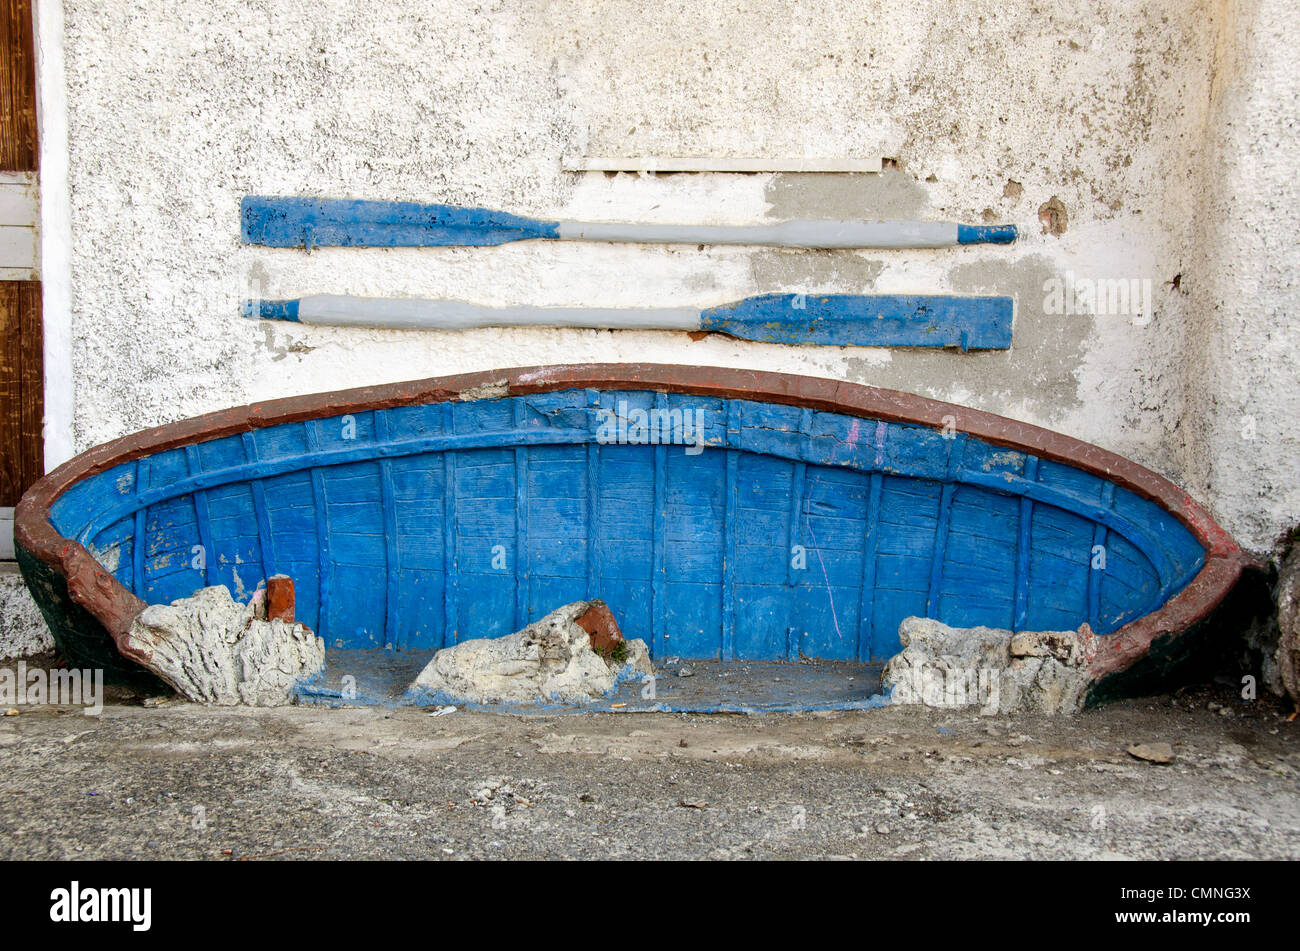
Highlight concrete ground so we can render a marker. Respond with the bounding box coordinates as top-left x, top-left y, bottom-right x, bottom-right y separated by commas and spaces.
0, 680, 1295, 860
